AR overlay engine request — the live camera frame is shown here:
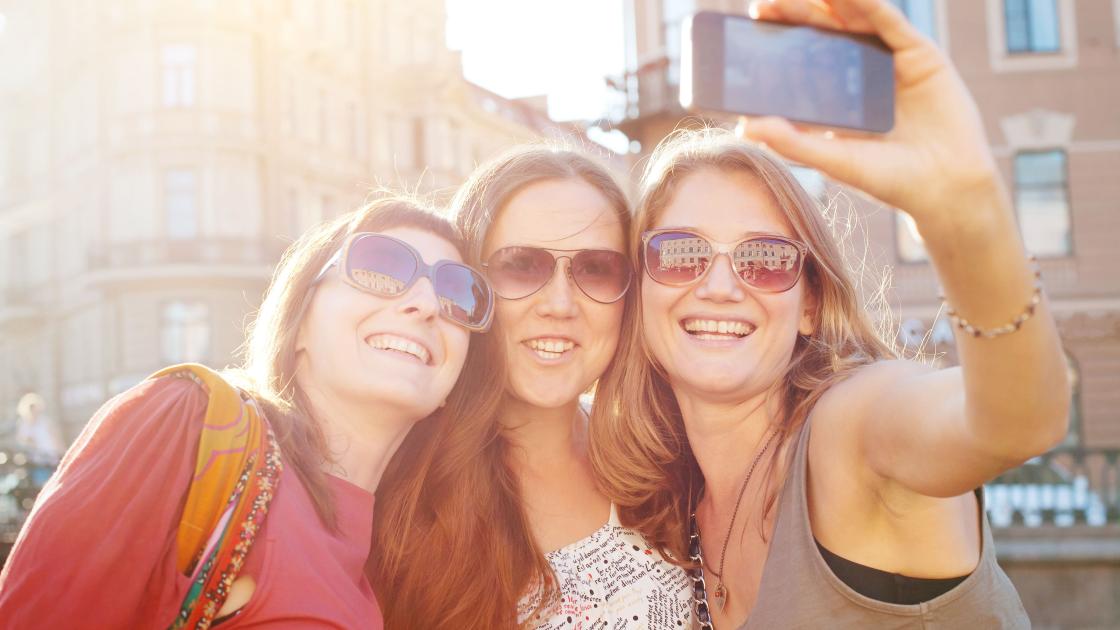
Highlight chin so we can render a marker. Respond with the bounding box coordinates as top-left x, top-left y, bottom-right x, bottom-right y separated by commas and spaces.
511, 385, 581, 409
